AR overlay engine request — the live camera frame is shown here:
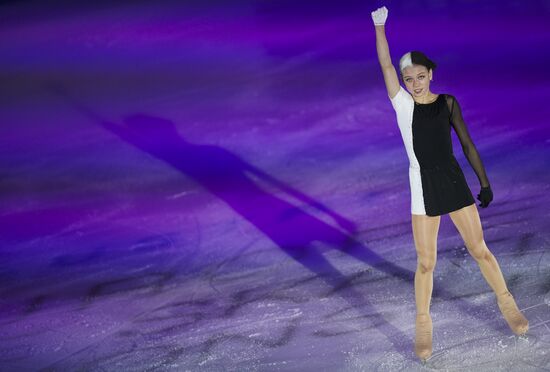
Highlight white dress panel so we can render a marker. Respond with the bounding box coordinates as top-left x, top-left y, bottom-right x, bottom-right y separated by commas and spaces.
389, 86, 426, 215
